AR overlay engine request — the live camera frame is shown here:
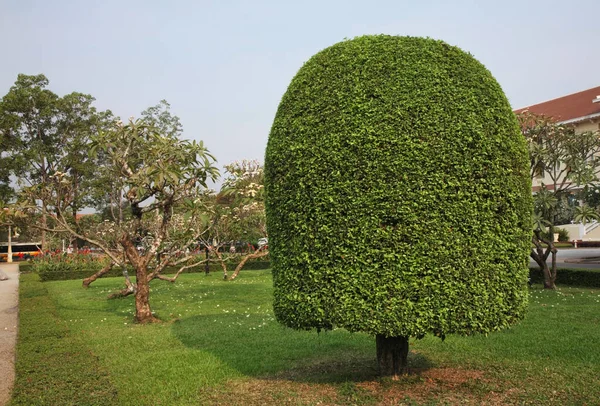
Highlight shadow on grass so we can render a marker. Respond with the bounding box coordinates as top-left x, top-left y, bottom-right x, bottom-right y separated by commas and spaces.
171, 314, 434, 384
